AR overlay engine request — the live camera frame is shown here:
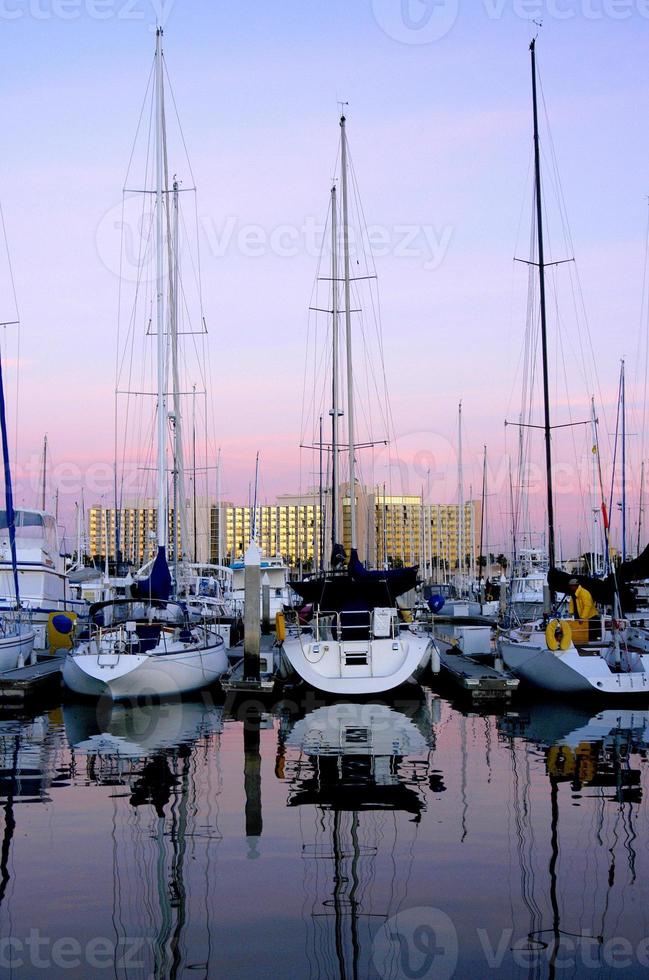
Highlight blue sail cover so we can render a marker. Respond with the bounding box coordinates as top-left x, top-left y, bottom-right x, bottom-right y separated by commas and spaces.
131, 545, 172, 602
0, 351, 20, 606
